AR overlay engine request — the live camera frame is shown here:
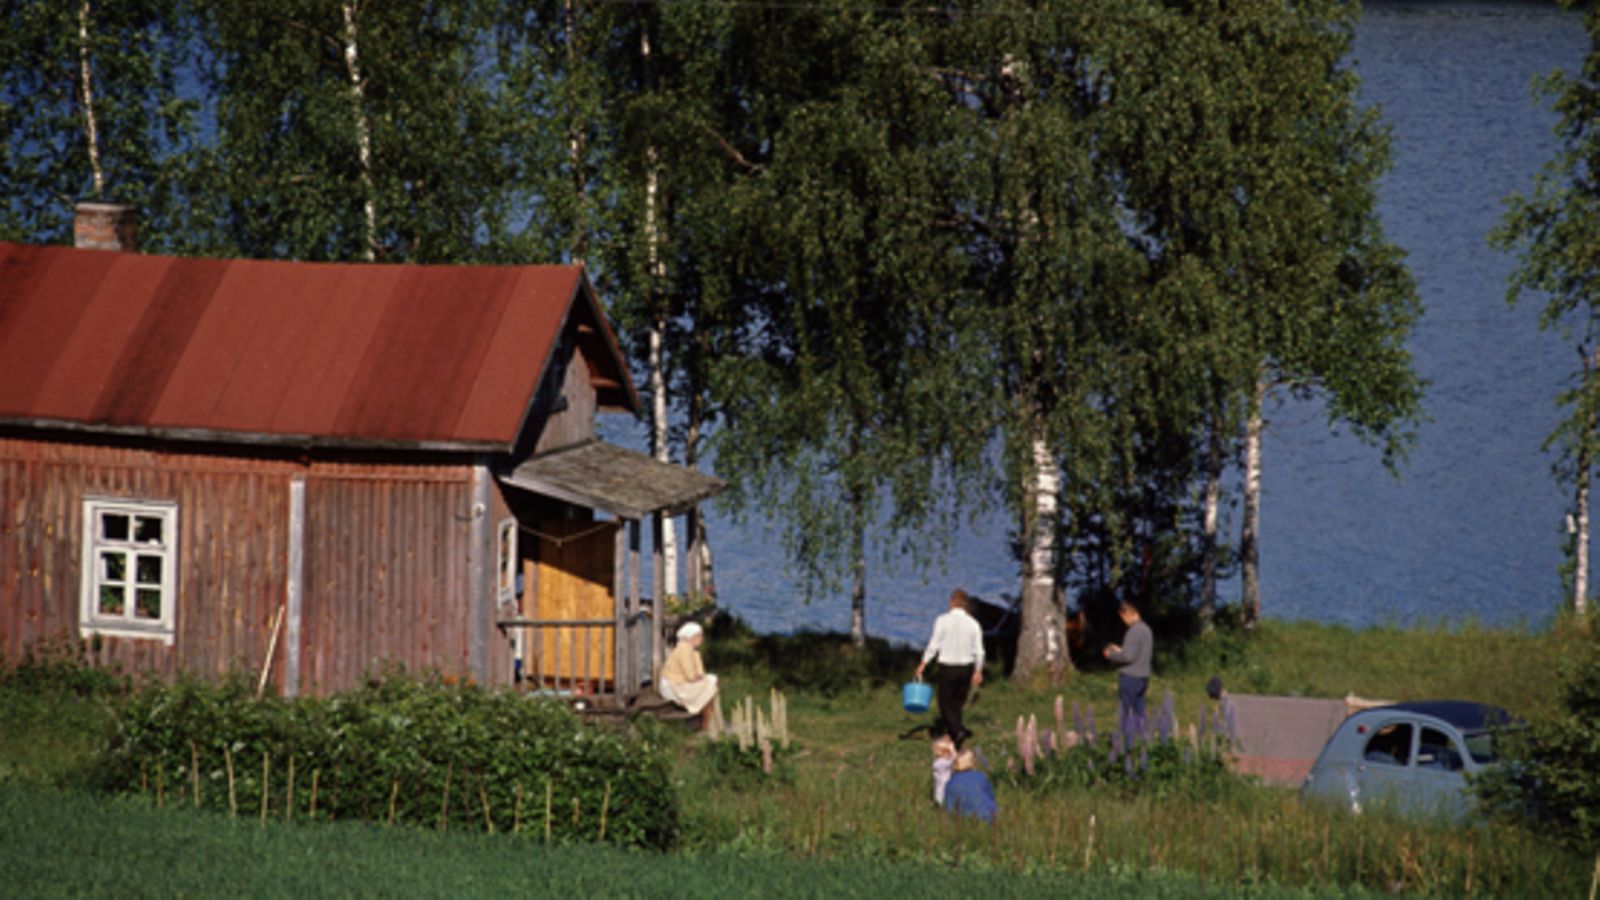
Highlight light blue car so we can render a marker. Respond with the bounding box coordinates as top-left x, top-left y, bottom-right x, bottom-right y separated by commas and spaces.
1299, 701, 1516, 822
